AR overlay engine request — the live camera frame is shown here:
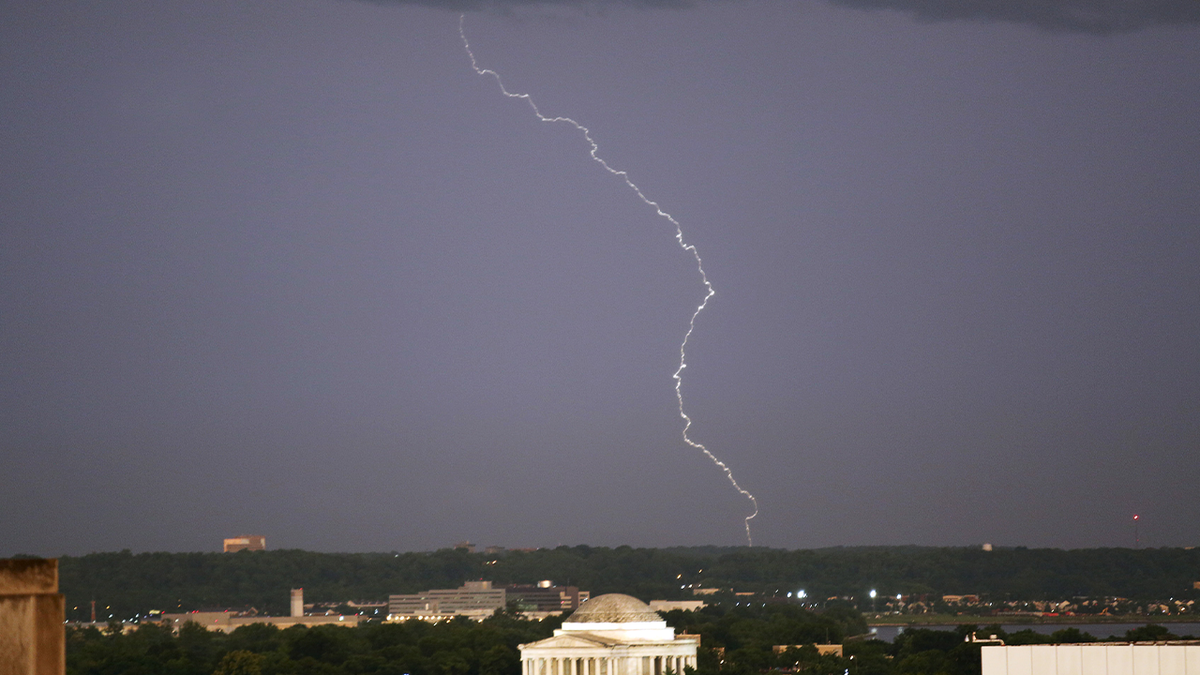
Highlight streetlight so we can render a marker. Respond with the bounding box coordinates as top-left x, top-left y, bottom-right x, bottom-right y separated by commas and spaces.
869, 589, 877, 613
